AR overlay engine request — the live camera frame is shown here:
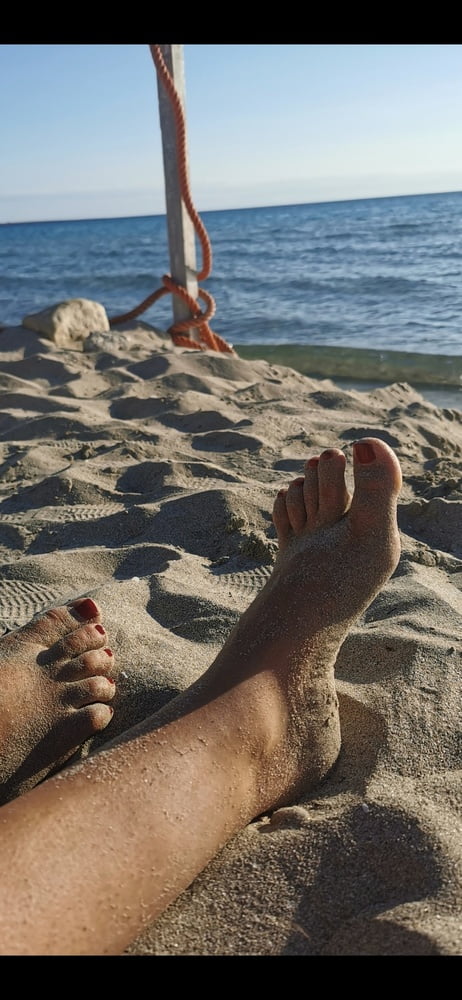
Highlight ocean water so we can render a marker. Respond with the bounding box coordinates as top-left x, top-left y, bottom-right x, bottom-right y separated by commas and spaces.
1, 191, 461, 408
